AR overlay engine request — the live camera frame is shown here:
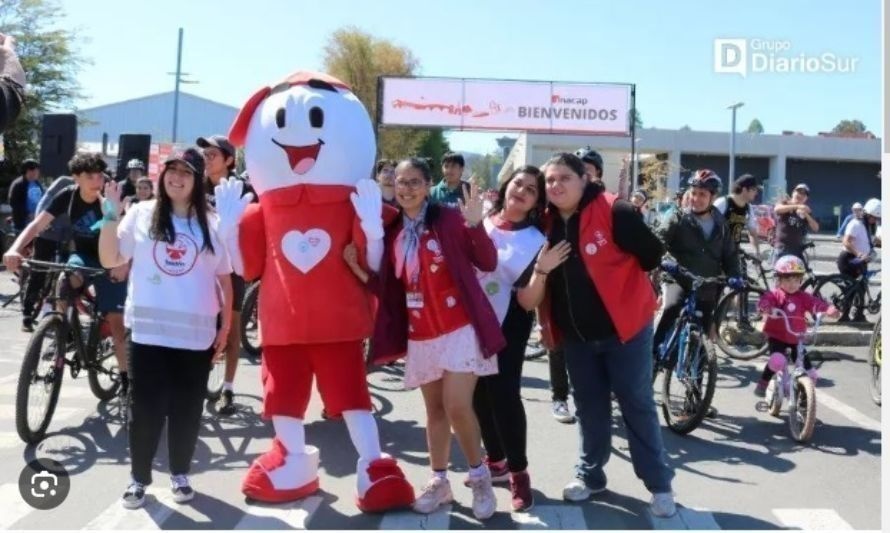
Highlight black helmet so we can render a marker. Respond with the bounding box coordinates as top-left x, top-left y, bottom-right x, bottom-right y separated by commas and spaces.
688, 169, 722, 195
574, 147, 603, 173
